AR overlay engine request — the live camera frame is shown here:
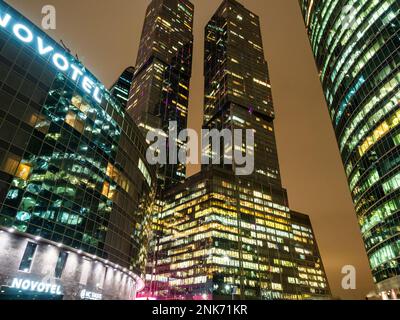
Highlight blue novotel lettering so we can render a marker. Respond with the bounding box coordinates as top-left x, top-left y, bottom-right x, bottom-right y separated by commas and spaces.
0, 7, 104, 105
